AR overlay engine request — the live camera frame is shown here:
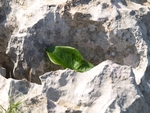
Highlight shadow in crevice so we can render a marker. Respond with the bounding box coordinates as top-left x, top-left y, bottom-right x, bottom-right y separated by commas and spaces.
0, 26, 14, 79
111, 0, 127, 7
0, 0, 14, 79
111, 0, 149, 6
0, 59, 14, 78
137, 74, 150, 112
141, 12, 150, 37
72, 0, 92, 6
0, 0, 12, 24
128, 0, 147, 5
138, 12, 150, 107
